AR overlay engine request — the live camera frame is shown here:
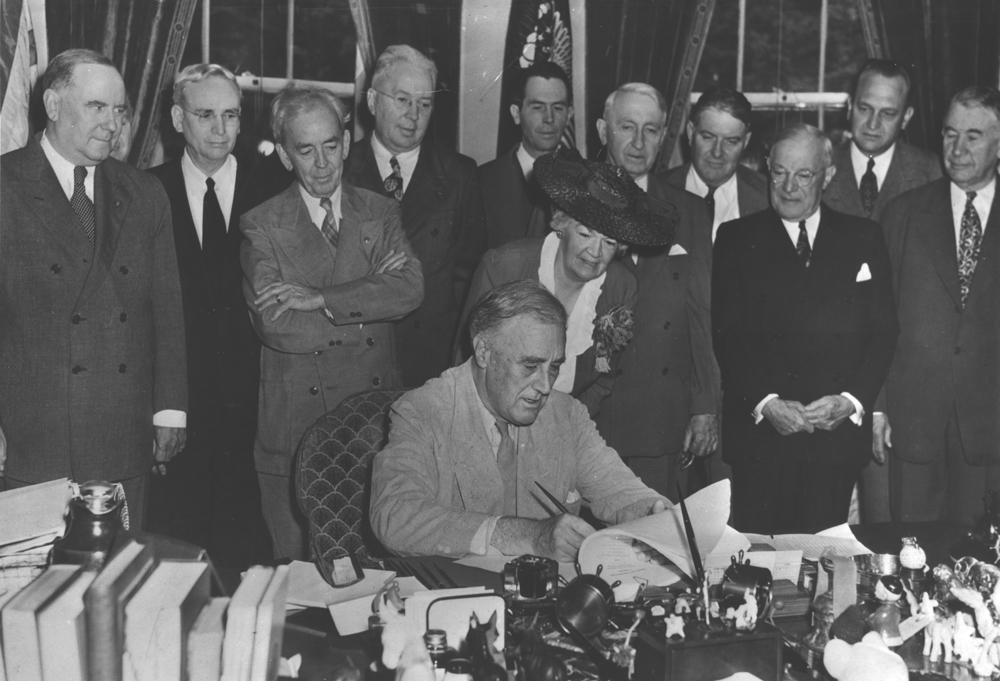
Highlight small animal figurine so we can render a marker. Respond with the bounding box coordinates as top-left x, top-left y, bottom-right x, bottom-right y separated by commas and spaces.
665, 614, 686, 640
467, 612, 506, 681
674, 598, 691, 615
919, 594, 954, 663
724, 589, 759, 631
376, 588, 435, 681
